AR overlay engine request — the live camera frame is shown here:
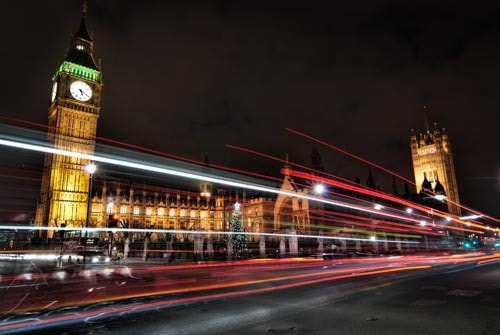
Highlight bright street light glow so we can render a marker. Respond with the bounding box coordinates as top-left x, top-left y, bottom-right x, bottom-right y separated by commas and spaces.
85, 163, 96, 174
314, 184, 325, 194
